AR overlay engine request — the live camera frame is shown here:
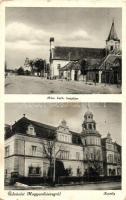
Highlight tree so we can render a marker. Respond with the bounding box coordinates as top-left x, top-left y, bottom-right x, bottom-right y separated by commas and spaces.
84, 147, 102, 177
34, 59, 46, 77
42, 139, 63, 185
24, 57, 35, 75
17, 67, 24, 75
24, 58, 46, 77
